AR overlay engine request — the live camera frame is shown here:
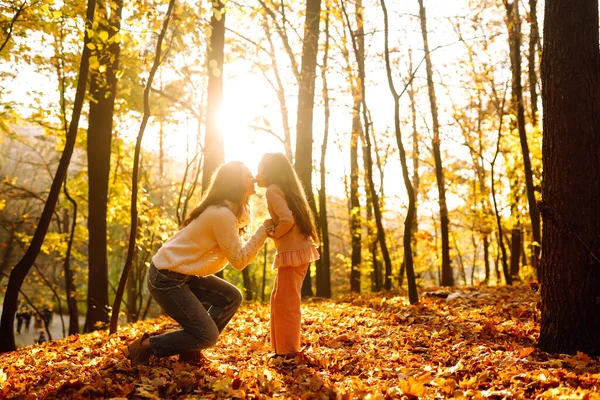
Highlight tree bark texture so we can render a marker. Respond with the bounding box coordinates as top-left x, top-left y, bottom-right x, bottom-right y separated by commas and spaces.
85, 0, 123, 332
539, 0, 600, 355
